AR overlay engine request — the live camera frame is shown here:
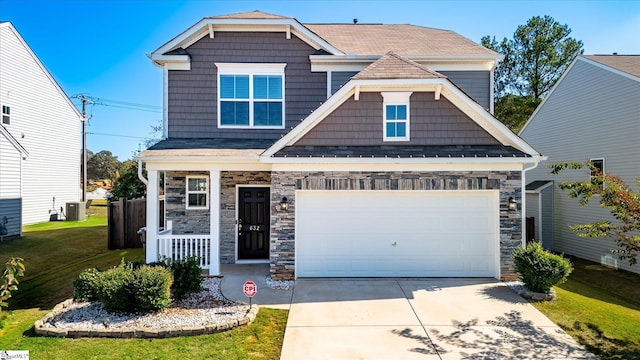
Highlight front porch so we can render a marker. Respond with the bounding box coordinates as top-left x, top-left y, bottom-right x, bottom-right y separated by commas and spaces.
144, 167, 274, 275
